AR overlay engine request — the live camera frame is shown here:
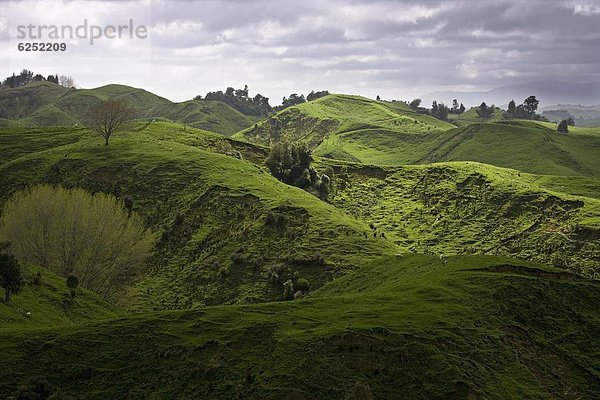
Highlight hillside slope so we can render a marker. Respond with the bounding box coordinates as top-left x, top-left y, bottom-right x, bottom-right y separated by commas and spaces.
234, 94, 454, 153
0, 122, 395, 310
415, 121, 600, 177
1, 254, 598, 399
0, 263, 119, 329
0, 82, 258, 135
324, 160, 600, 277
